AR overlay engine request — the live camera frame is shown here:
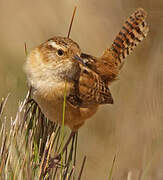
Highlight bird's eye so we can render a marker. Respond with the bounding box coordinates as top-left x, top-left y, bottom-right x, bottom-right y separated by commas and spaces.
57, 49, 64, 56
